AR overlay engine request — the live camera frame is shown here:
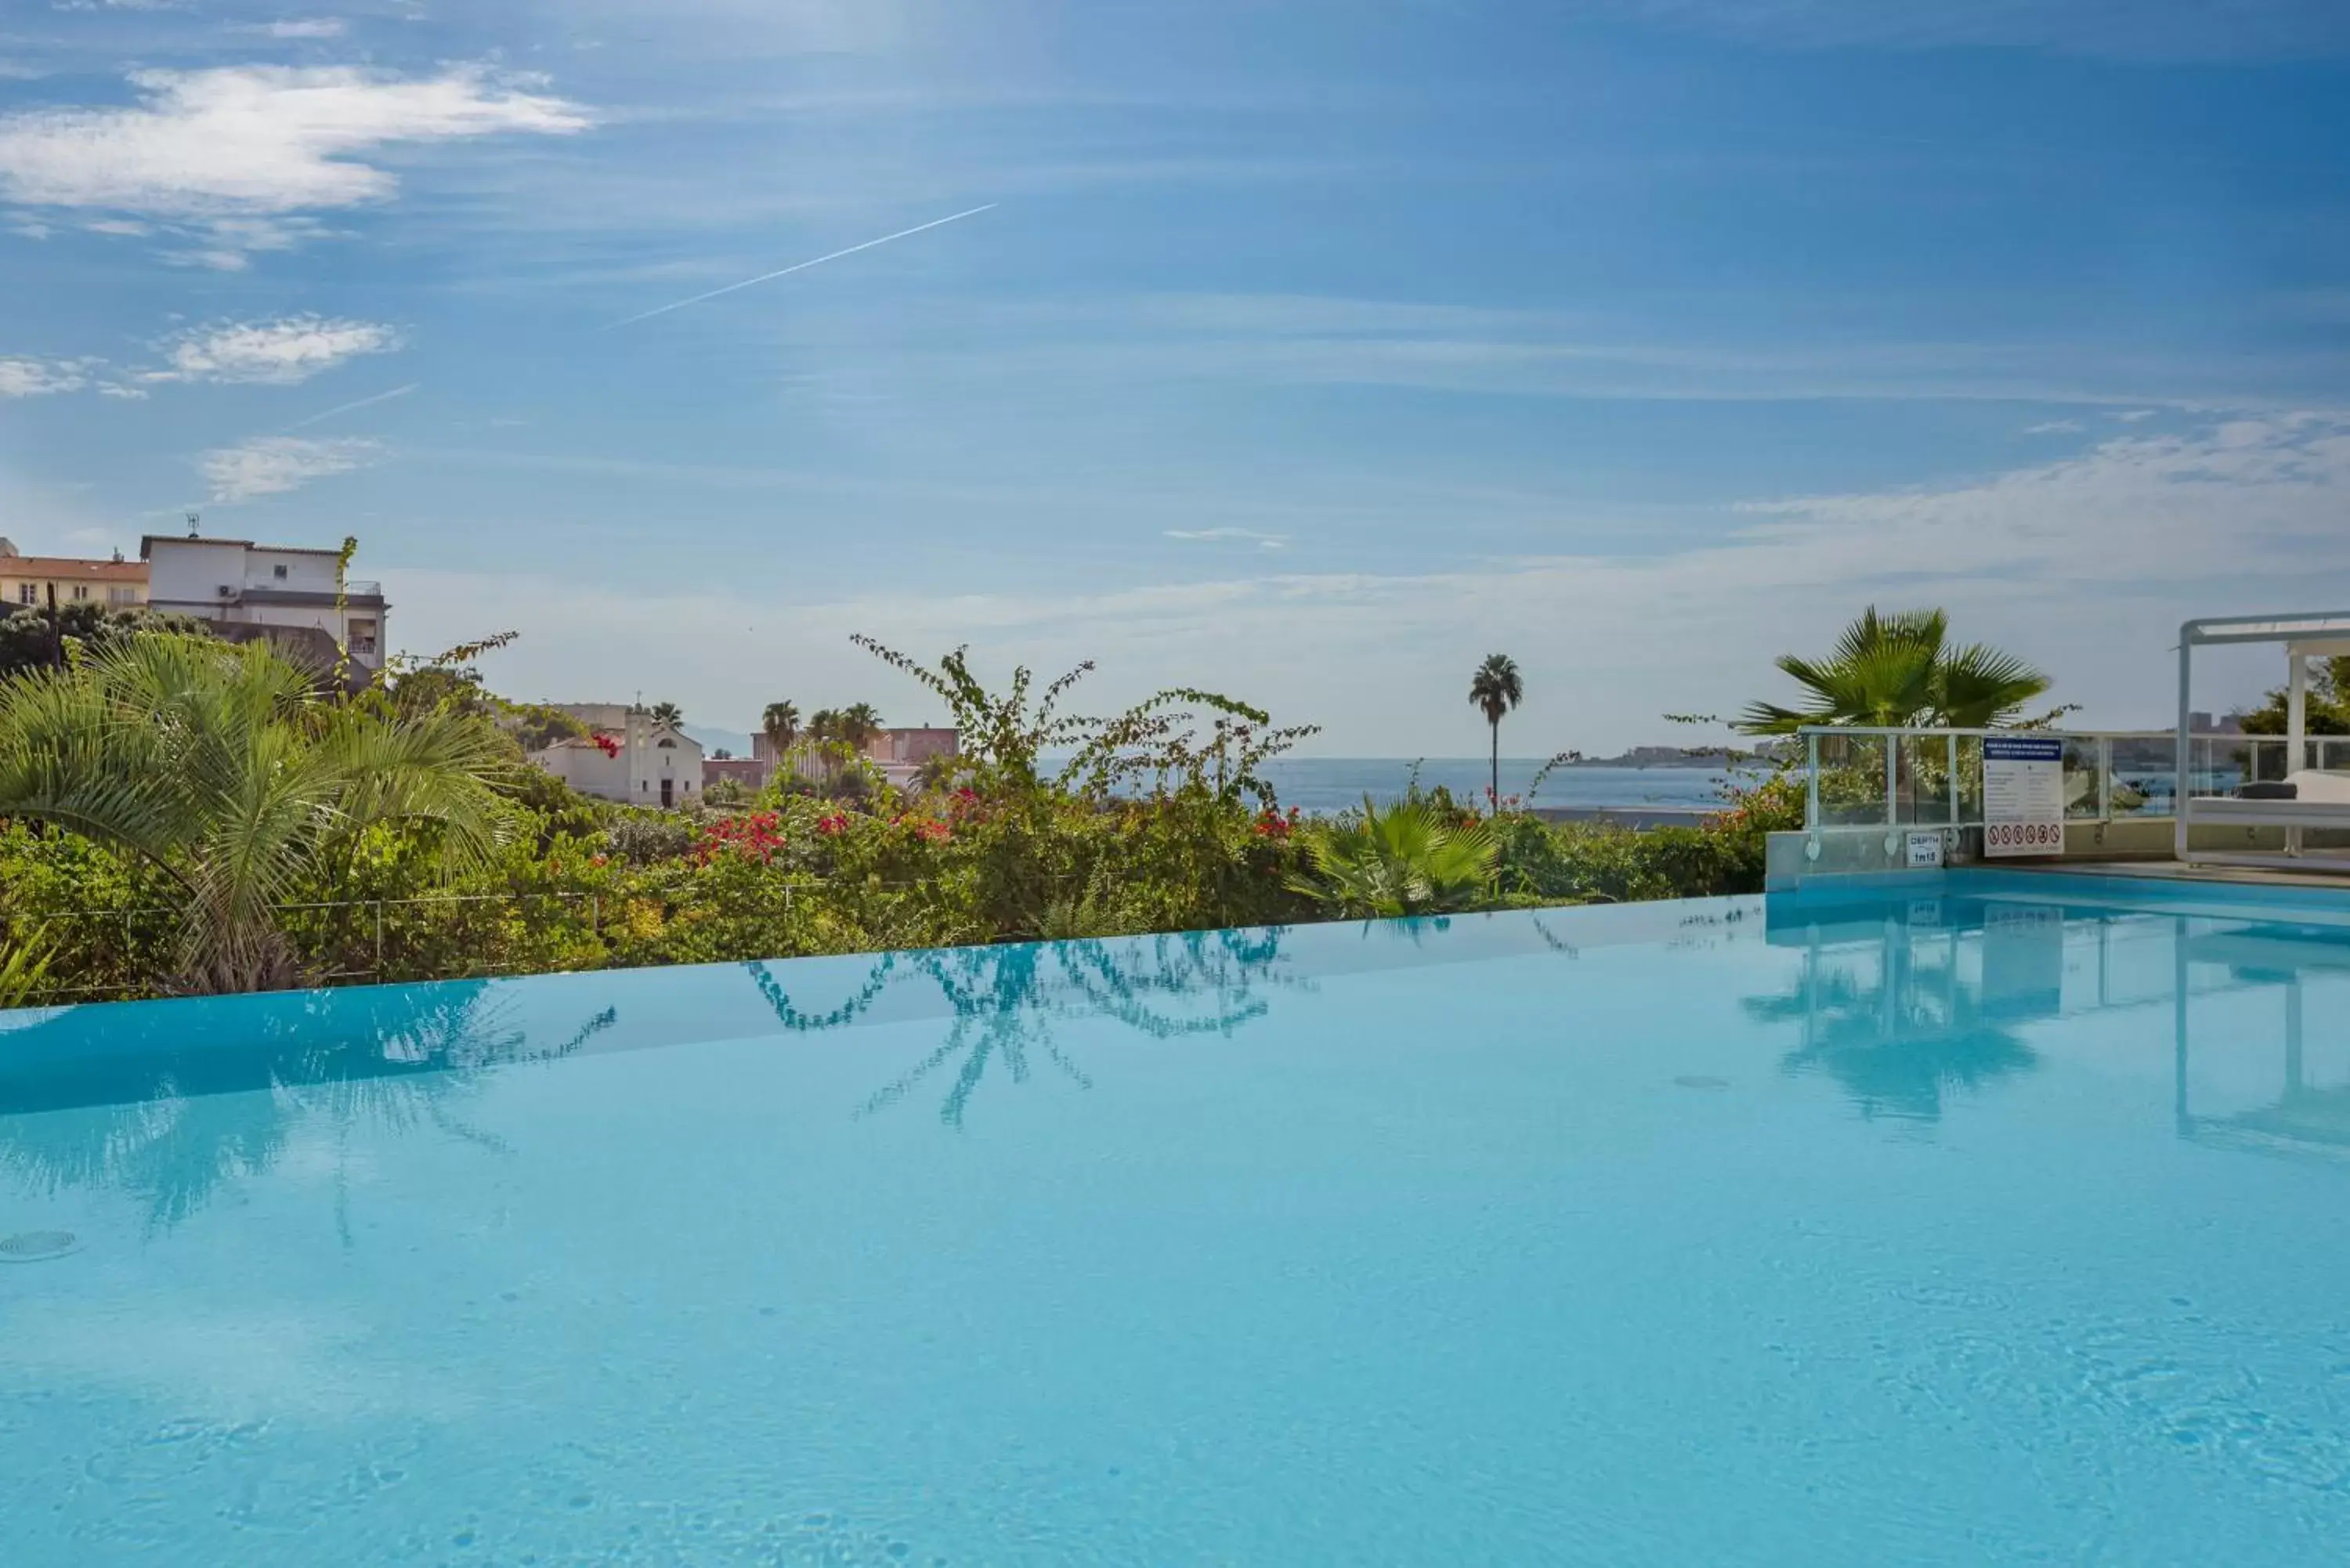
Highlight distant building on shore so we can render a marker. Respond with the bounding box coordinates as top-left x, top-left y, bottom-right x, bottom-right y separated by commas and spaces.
534, 703, 706, 808
753, 724, 958, 789
0, 538, 147, 611
139, 531, 389, 673
703, 757, 768, 792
